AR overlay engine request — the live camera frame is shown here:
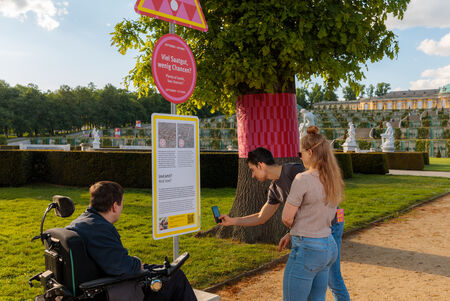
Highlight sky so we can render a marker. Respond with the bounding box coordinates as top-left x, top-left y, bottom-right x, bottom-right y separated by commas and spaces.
1, 0, 450, 96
